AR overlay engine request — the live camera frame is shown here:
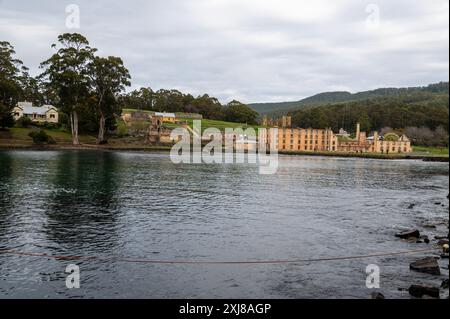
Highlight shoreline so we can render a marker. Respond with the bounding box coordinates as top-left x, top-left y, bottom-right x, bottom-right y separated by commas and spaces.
1, 143, 448, 162
279, 150, 449, 162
